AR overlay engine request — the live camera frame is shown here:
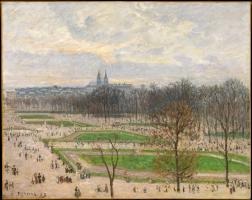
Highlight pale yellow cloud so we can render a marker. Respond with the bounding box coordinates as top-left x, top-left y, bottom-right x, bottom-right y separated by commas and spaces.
3, 2, 202, 66
2, 2, 250, 87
